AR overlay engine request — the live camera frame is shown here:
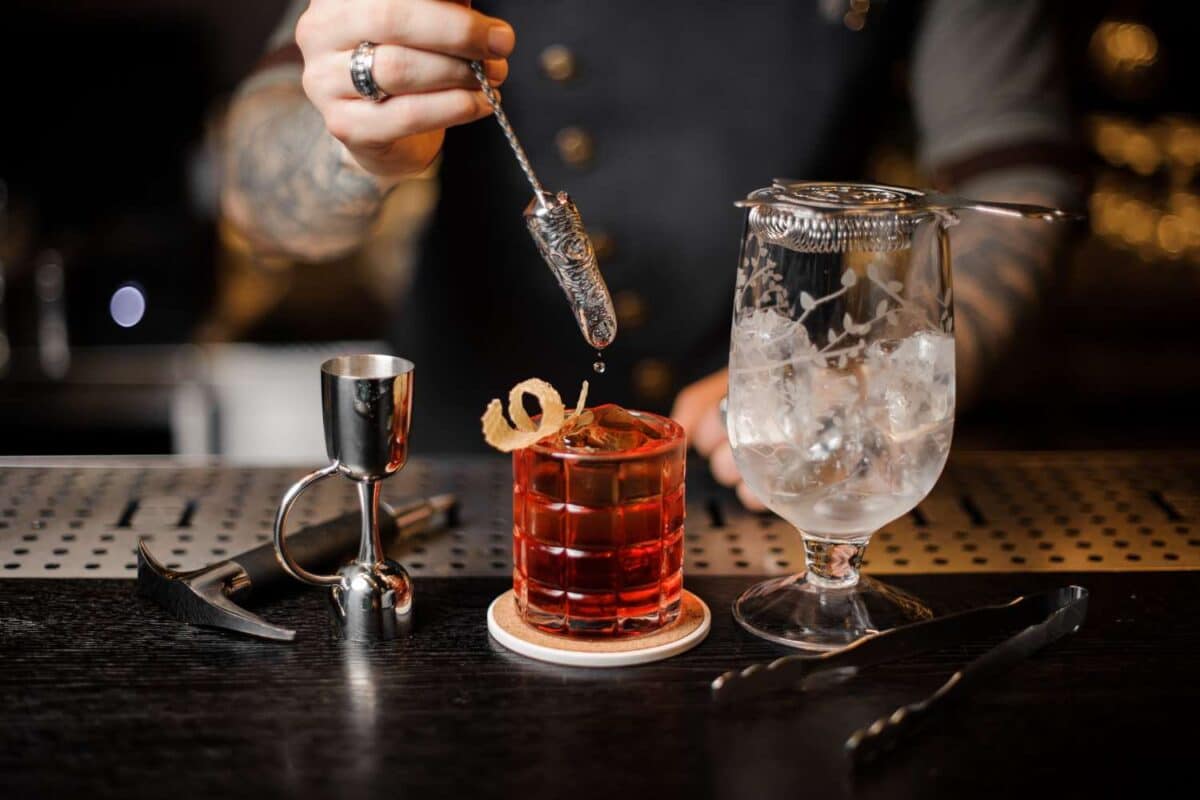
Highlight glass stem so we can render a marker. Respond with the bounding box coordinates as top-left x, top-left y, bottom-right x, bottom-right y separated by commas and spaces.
801, 534, 868, 589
